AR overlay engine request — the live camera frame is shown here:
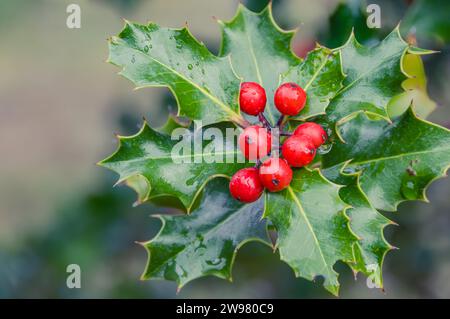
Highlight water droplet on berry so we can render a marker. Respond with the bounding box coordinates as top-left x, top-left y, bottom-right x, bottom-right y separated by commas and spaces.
187, 64, 193, 70
131, 55, 136, 63
143, 45, 149, 52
